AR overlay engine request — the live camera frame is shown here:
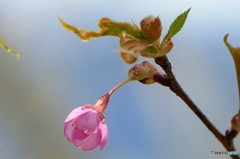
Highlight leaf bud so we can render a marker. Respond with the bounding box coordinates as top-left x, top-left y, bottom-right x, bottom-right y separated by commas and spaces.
140, 16, 162, 40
